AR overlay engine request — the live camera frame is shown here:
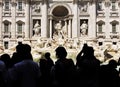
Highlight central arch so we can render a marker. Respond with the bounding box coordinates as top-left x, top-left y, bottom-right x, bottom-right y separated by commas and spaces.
52, 6, 69, 17
49, 3, 72, 16
49, 4, 72, 38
